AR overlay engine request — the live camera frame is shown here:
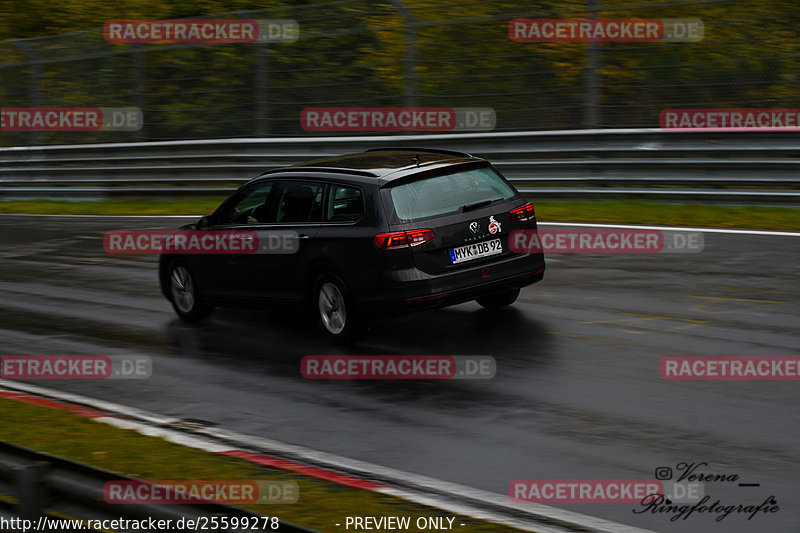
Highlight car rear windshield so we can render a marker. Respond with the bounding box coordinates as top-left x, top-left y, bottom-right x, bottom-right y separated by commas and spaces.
389, 166, 516, 221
